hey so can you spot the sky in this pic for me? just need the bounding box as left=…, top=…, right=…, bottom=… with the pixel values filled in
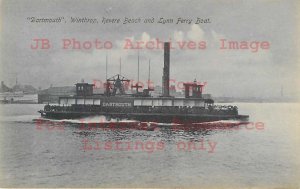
left=1, top=0, right=299, bottom=98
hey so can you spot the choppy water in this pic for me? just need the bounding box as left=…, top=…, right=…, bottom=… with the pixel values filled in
left=0, top=103, right=299, bottom=187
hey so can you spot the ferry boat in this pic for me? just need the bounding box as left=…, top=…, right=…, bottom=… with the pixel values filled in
left=38, top=42, right=249, bottom=123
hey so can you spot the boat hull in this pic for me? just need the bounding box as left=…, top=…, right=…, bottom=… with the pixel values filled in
left=39, top=110, right=249, bottom=123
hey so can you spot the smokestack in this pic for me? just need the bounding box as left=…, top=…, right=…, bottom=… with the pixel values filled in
left=162, top=42, right=170, bottom=97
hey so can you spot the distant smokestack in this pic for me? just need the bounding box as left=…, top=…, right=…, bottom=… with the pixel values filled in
left=162, top=42, right=170, bottom=97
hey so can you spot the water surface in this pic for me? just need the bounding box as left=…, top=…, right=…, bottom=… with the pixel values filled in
left=0, top=103, right=299, bottom=187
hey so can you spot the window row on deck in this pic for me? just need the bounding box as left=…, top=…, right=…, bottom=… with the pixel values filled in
left=59, top=97, right=207, bottom=107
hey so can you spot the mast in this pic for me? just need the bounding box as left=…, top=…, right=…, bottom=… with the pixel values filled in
left=148, top=59, right=151, bottom=89
left=131, top=50, right=143, bottom=93
left=119, top=57, right=122, bottom=75
left=137, top=50, right=140, bottom=82
left=105, top=54, right=108, bottom=80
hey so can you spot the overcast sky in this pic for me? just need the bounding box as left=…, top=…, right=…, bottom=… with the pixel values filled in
left=1, top=0, right=299, bottom=98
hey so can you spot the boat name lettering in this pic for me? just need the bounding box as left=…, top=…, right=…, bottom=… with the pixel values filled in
left=102, top=102, right=131, bottom=107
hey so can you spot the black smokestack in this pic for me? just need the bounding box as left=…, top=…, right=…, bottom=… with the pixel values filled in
left=162, top=42, right=170, bottom=97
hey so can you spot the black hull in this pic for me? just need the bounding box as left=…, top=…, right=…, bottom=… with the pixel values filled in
left=39, top=111, right=249, bottom=123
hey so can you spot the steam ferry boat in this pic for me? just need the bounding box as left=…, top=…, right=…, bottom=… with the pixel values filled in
left=38, top=42, right=249, bottom=124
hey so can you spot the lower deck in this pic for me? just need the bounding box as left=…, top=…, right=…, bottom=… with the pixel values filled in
left=39, top=109, right=249, bottom=123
